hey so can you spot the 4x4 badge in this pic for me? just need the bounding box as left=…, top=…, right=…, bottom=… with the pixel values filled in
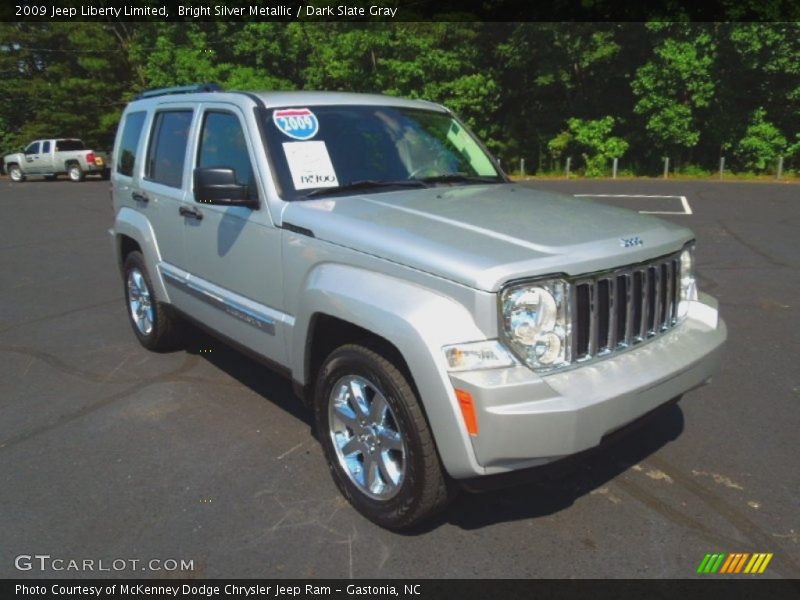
left=620, top=236, right=644, bottom=248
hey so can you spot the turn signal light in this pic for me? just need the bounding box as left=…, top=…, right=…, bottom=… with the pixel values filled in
left=455, top=388, right=479, bottom=436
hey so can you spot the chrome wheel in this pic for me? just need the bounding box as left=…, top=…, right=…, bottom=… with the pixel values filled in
left=9, top=166, right=23, bottom=182
left=127, top=268, right=154, bottom=336
left=328, top=375, right=406, bottom=500
left=68, top=166, right=81, bottom=181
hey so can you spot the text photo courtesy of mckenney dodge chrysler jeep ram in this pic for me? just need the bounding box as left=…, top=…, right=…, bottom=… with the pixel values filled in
left=109, top=84, right=726, bottom=530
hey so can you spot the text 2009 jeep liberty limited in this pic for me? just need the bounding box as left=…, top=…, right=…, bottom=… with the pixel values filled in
left=110, top=84, right=726, bottom=529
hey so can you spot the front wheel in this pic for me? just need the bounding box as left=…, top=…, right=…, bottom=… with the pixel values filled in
left=314, top=344, right=453, bottom=529
left=8, top=164, right=25, bottom=182
left=67, top=163, right=85, bottom=182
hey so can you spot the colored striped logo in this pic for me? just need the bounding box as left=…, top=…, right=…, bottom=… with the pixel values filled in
left=696, top=552, right=773, bottom=574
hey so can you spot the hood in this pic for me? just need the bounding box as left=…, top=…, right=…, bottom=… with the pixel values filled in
left=281, top=184, right=693, bottom=291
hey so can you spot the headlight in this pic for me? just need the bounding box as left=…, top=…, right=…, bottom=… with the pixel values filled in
left=677, top=245, right=698, bottom=319
left=500, top=279, right=570, bottom=370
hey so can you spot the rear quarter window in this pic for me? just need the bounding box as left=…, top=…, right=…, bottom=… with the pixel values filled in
left=116, top=111, right=147, bottom=177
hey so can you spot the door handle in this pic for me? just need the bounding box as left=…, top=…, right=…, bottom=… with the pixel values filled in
left=131, top=192, right=149, bottom=203
left=179, top=205, right=203, bottom=220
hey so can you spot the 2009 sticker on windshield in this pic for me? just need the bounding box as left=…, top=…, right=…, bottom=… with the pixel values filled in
left=273, top=108, right=319, bottom=140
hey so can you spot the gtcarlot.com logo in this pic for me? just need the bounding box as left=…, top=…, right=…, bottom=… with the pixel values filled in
left=15, top=554, right=194, bottom=572
left=696, top=552, right=773, bottom=574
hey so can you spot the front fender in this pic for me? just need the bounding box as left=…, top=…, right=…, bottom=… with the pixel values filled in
left=4, top=153, right=24, bottom=169
left=292, top=263, right=488, bottom=478
left=111, top=207, right=169, bottom=302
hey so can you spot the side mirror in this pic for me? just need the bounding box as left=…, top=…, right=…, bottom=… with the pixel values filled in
left=193, top=167, right=258, bottom=208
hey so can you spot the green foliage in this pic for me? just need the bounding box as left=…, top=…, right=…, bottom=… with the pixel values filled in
left=0, top=22, right=798, bottom=175
left=735, top=108, right=787, bottom=171
left=788, top=134, right=800, bottom=160
left=631, top=25, right=716, bottom=158
left=547, top=131, right=573, bottom=160
left=550, top=117, right=628, bottom=177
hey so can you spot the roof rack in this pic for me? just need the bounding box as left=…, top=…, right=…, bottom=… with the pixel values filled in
left=134, top=83, right=222, bottom=100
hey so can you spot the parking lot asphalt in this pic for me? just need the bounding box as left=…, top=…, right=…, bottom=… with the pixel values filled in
left=0, top=177, right=798, bottom=579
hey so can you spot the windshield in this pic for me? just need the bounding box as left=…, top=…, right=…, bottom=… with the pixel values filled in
left=263, top=105, right=503, bottom=200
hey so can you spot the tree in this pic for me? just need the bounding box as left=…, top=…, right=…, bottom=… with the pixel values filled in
left=631, top=24, right=716, bottom=166
left=495, top=23, right=636, bottom=170
left=549, top=116, right=629, bottom=176
left=0, top=23, right=132, bottom=150
left=734, top=108, right=787, bottom=171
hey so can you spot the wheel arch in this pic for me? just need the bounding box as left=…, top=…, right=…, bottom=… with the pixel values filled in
left=112, top=208, right=169, bottom=303
left=292, top=263, right=487, bottom=478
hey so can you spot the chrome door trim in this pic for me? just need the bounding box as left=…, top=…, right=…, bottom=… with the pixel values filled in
left=159, top=262, right=294, bottom=335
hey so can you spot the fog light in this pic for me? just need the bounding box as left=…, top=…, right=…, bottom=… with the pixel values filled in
left=443, top=341, right=516, bottom=372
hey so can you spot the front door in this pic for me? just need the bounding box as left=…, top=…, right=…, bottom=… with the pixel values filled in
left=181, top=104, right=287, bottom=365
left=23, top=141, right=42, bottom=174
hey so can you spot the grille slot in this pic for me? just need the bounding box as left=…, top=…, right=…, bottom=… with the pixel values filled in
left=571, top=252, right=681, bottom=362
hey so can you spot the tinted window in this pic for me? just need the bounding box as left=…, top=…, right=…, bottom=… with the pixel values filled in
left=24, top=142, right=40, bottom=154
left=56, top=140, right=84, bottom=151
left=197, top=111, right=256, bottom=199
left=42, top=141, right=50, bottom=153
left=146, top=110, right=192, bottom=188
left=116, top=111, right=146, bottom=176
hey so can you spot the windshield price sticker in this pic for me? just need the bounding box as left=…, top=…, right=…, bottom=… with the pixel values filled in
left=273, top=108, right=319, bottom=140
left=282, top=141, right=339, bottom=190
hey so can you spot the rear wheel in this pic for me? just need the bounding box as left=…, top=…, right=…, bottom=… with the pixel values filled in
left=314, top=344, right=453, bottom=529
left=122, top=251, right=181, bottom=351
left=67, top=163, right=85, bottom=182
left=8, top=164, right=24, bottom=182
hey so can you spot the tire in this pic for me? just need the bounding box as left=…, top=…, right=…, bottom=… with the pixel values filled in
left=314, top=343, right=453, bottom=530
left=8, top=164, right=24, bottom=182
left=67, top=163, right=85, bottom=182
left=122, top=251, right=181, bottom=352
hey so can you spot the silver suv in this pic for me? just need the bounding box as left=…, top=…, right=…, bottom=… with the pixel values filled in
left=110, top=84, right=726, bottom=529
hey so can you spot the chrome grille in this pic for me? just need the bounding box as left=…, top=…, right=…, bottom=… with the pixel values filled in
left=571, top=252, right=680, bottom=361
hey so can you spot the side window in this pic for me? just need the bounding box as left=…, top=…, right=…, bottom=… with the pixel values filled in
left=116, top=111, right=146, bottom=176
left=24, top=142, right=40, bottom=155
left=145, top=110, right=193, bottom=188
left=41, top=141, right=50, bottom=153
left=197, top=111, right=256, bottom=199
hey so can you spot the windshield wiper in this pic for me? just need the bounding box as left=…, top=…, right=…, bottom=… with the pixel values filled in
left=416, top=174, right=503, bottom=185
left=302, top=179, right=429, bottom=199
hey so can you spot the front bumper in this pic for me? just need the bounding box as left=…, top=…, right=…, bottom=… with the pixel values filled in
left=449, top=293, right=726, bottom=474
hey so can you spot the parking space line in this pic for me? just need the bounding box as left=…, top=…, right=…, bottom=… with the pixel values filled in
left=574, top=194, right=693, bottom=215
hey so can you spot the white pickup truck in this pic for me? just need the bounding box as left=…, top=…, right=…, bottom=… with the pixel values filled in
left=3, top=138, right=110, bottom=182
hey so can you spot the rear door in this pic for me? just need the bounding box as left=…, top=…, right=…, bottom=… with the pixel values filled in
left=136, top=106, right=197, bottom=291
left=38, top=141, right=54, bottom=173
